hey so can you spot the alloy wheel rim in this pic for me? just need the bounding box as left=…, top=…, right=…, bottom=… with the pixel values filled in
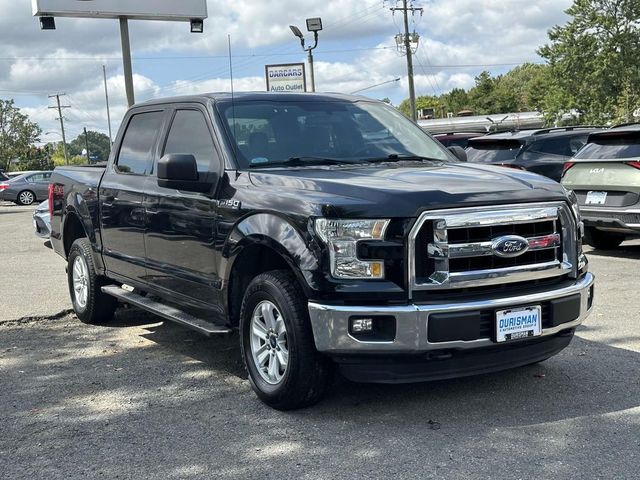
left=72, top=256, right=89, bottom=309
left=20, top=192, right=34, bottom=204
left=249, top=300, right=289, bottom=385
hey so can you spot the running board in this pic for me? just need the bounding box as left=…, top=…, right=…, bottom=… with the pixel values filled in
left=101, top=285, right=232, bottom=336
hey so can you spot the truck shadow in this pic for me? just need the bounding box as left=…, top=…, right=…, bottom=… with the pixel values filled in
left=135, top=312, right=640, bottom=428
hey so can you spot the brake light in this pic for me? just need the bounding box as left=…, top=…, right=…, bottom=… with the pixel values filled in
left=562, top=162, right=575, bottom=177
left=0, top=182, right=9, bottom=191
left=48, top=183, right=63, bottom=217
left=627, top=161, right=640, bottom=170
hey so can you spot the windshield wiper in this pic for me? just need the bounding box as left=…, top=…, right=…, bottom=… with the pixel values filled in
left=364, top=154, right=443, bottom=163
left=249, top=157, right=355, bottom=168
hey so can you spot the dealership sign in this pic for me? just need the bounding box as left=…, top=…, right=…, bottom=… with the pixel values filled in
left=265, top=63, right=306, bottom=93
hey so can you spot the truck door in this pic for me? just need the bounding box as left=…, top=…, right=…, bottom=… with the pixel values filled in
left=100, top=109, right=165, bottom=282
left=143, top=105, right=224, bottom=314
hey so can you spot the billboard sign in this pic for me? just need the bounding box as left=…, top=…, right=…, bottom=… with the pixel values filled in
left=32, top=0, right=207, bottom=21
left=265, top=63, right=306, bottom=93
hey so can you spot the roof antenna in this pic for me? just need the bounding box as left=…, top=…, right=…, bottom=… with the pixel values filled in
left=228, top=34, right=239, bottom=163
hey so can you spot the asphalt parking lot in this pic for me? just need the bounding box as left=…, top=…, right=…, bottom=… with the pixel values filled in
left=1, top=201, right=639, bottom=479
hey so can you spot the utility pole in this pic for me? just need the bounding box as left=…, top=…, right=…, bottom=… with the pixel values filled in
left=48, top=93, right=70, bottom=164
left=83, top=127, right=91, bottom=163
left=103, top=65, right=113, bottom=144
left=390, top=0, right=423, bottom=122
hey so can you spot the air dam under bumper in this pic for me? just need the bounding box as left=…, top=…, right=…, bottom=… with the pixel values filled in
left=308, top=272, right=594, bottom=356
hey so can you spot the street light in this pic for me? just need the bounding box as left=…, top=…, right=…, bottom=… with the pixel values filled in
left=289, top=17, right=322, bottom=92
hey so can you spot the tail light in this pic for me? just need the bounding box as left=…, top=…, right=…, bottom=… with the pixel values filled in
left=48, top=183, right=63, bottom=217
left=562, top=162, right=575, bottom=177
left=0, top=182, right=9, bottom=191
left=627, top=161, right=640, bottom=170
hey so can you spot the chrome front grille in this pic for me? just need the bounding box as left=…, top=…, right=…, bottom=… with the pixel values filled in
left=408, top=203, right=578, bottom=296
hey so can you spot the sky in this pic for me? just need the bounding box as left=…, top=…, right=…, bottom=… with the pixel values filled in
left=0, top=0, right=573, bottom=143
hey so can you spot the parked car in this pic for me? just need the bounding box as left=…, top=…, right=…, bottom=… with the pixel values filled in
left=0, top=171, right=9, bottom=182
left=466, top=127, right=601, bottom=181
left=562, top=125, right=640, bottom=248
left=433, top=132, right=484, bottom=149
left=33, top=200, right=51, bottom=238
left=49, top=92, right=593, bottom=410
left=0, top=171, right=52, bottom=205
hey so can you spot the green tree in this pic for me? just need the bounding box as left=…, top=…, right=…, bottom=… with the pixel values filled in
left=441, top=88, right=471, bottom=115
left=0, top=99, right=42, bottom=171
left=68, top=130, right=111, bottom=162
left=538, top=0, right=640, bottom=123
left=398, top=95, right=440, bottom=118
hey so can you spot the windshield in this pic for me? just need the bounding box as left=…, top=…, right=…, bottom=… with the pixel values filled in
left=574, top=135, right=640, bottom=160
left=466, top=140, right=523, bottom=163
left=216, top=99, right=451, bottom=168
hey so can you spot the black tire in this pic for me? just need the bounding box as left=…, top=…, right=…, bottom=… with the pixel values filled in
left=67, top=238, right=117, bottom=324
left=239, top=270, right=333, bottom=410
left=584, top=227, right=625, bottom=249
left=17, top=190, right=36, bottom=205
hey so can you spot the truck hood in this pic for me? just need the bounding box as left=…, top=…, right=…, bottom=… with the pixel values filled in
left=247, top=162, right=568, bottom=218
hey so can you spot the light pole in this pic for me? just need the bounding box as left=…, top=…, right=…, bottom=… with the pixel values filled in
left=289, top=18, right=323, bottom=92
left=33, top=1, right=208, bottom=107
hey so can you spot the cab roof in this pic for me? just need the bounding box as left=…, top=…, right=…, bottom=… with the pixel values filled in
left=134, top=92, right=375, bottom=108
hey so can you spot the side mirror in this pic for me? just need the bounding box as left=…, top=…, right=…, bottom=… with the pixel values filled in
left=448, top=145, right=467, bottom=162
left=157, top=154, right=212, bottom=193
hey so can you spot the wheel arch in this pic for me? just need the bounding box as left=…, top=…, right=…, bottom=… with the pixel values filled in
left=62, top=207, right=106, bottom=274
left=222, top=213, right=321, bottom=327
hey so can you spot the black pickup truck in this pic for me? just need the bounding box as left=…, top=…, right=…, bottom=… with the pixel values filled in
left=49, top=92, right=594, bottom=409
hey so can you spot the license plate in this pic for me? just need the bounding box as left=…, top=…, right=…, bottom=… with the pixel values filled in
left=496, top=306, right=541, bottom=342
left=586, top=191, right=607, bottom=205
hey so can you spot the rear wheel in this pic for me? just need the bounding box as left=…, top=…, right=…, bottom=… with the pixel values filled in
left=584, top=227, right=625, bottom=249
left=67, top=238, right=117, bottom=324
left=17, top=190, right=35, bottom=205
left=239, top=270, right=333, bottom=410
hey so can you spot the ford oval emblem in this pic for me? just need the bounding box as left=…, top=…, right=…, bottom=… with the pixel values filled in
left=491, top=235, right=529, bottom=258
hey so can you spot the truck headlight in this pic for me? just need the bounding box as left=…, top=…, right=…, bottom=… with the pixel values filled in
left=315, top=219, right=390, bottom=279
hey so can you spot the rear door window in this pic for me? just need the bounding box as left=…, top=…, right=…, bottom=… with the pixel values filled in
left=26, top=173, right=51, bottom=183
left=466, top=140, right=523, bottom=163
left=116, top=111, right=164, bottom=175
left=163, top=109, right=219, bottom=173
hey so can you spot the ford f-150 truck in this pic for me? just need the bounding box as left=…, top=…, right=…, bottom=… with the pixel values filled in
left=49, top=93, right=594, bottom=410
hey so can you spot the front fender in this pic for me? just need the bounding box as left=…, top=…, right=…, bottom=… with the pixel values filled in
left=221, top=213, right=320, bottom=287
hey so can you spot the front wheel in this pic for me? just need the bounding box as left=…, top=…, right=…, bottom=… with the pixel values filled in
left=239, top=270, right=333, bottom=410
left=67, top=238, right=117, bottom=324
left=584, top=227, right=625, bottom=249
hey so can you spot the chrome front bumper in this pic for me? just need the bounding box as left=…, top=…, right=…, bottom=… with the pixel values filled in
left=308, top=272, right=595, bottom=354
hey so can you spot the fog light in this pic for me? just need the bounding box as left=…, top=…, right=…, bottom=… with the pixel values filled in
left=351, top=318, right=373, bottom=333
